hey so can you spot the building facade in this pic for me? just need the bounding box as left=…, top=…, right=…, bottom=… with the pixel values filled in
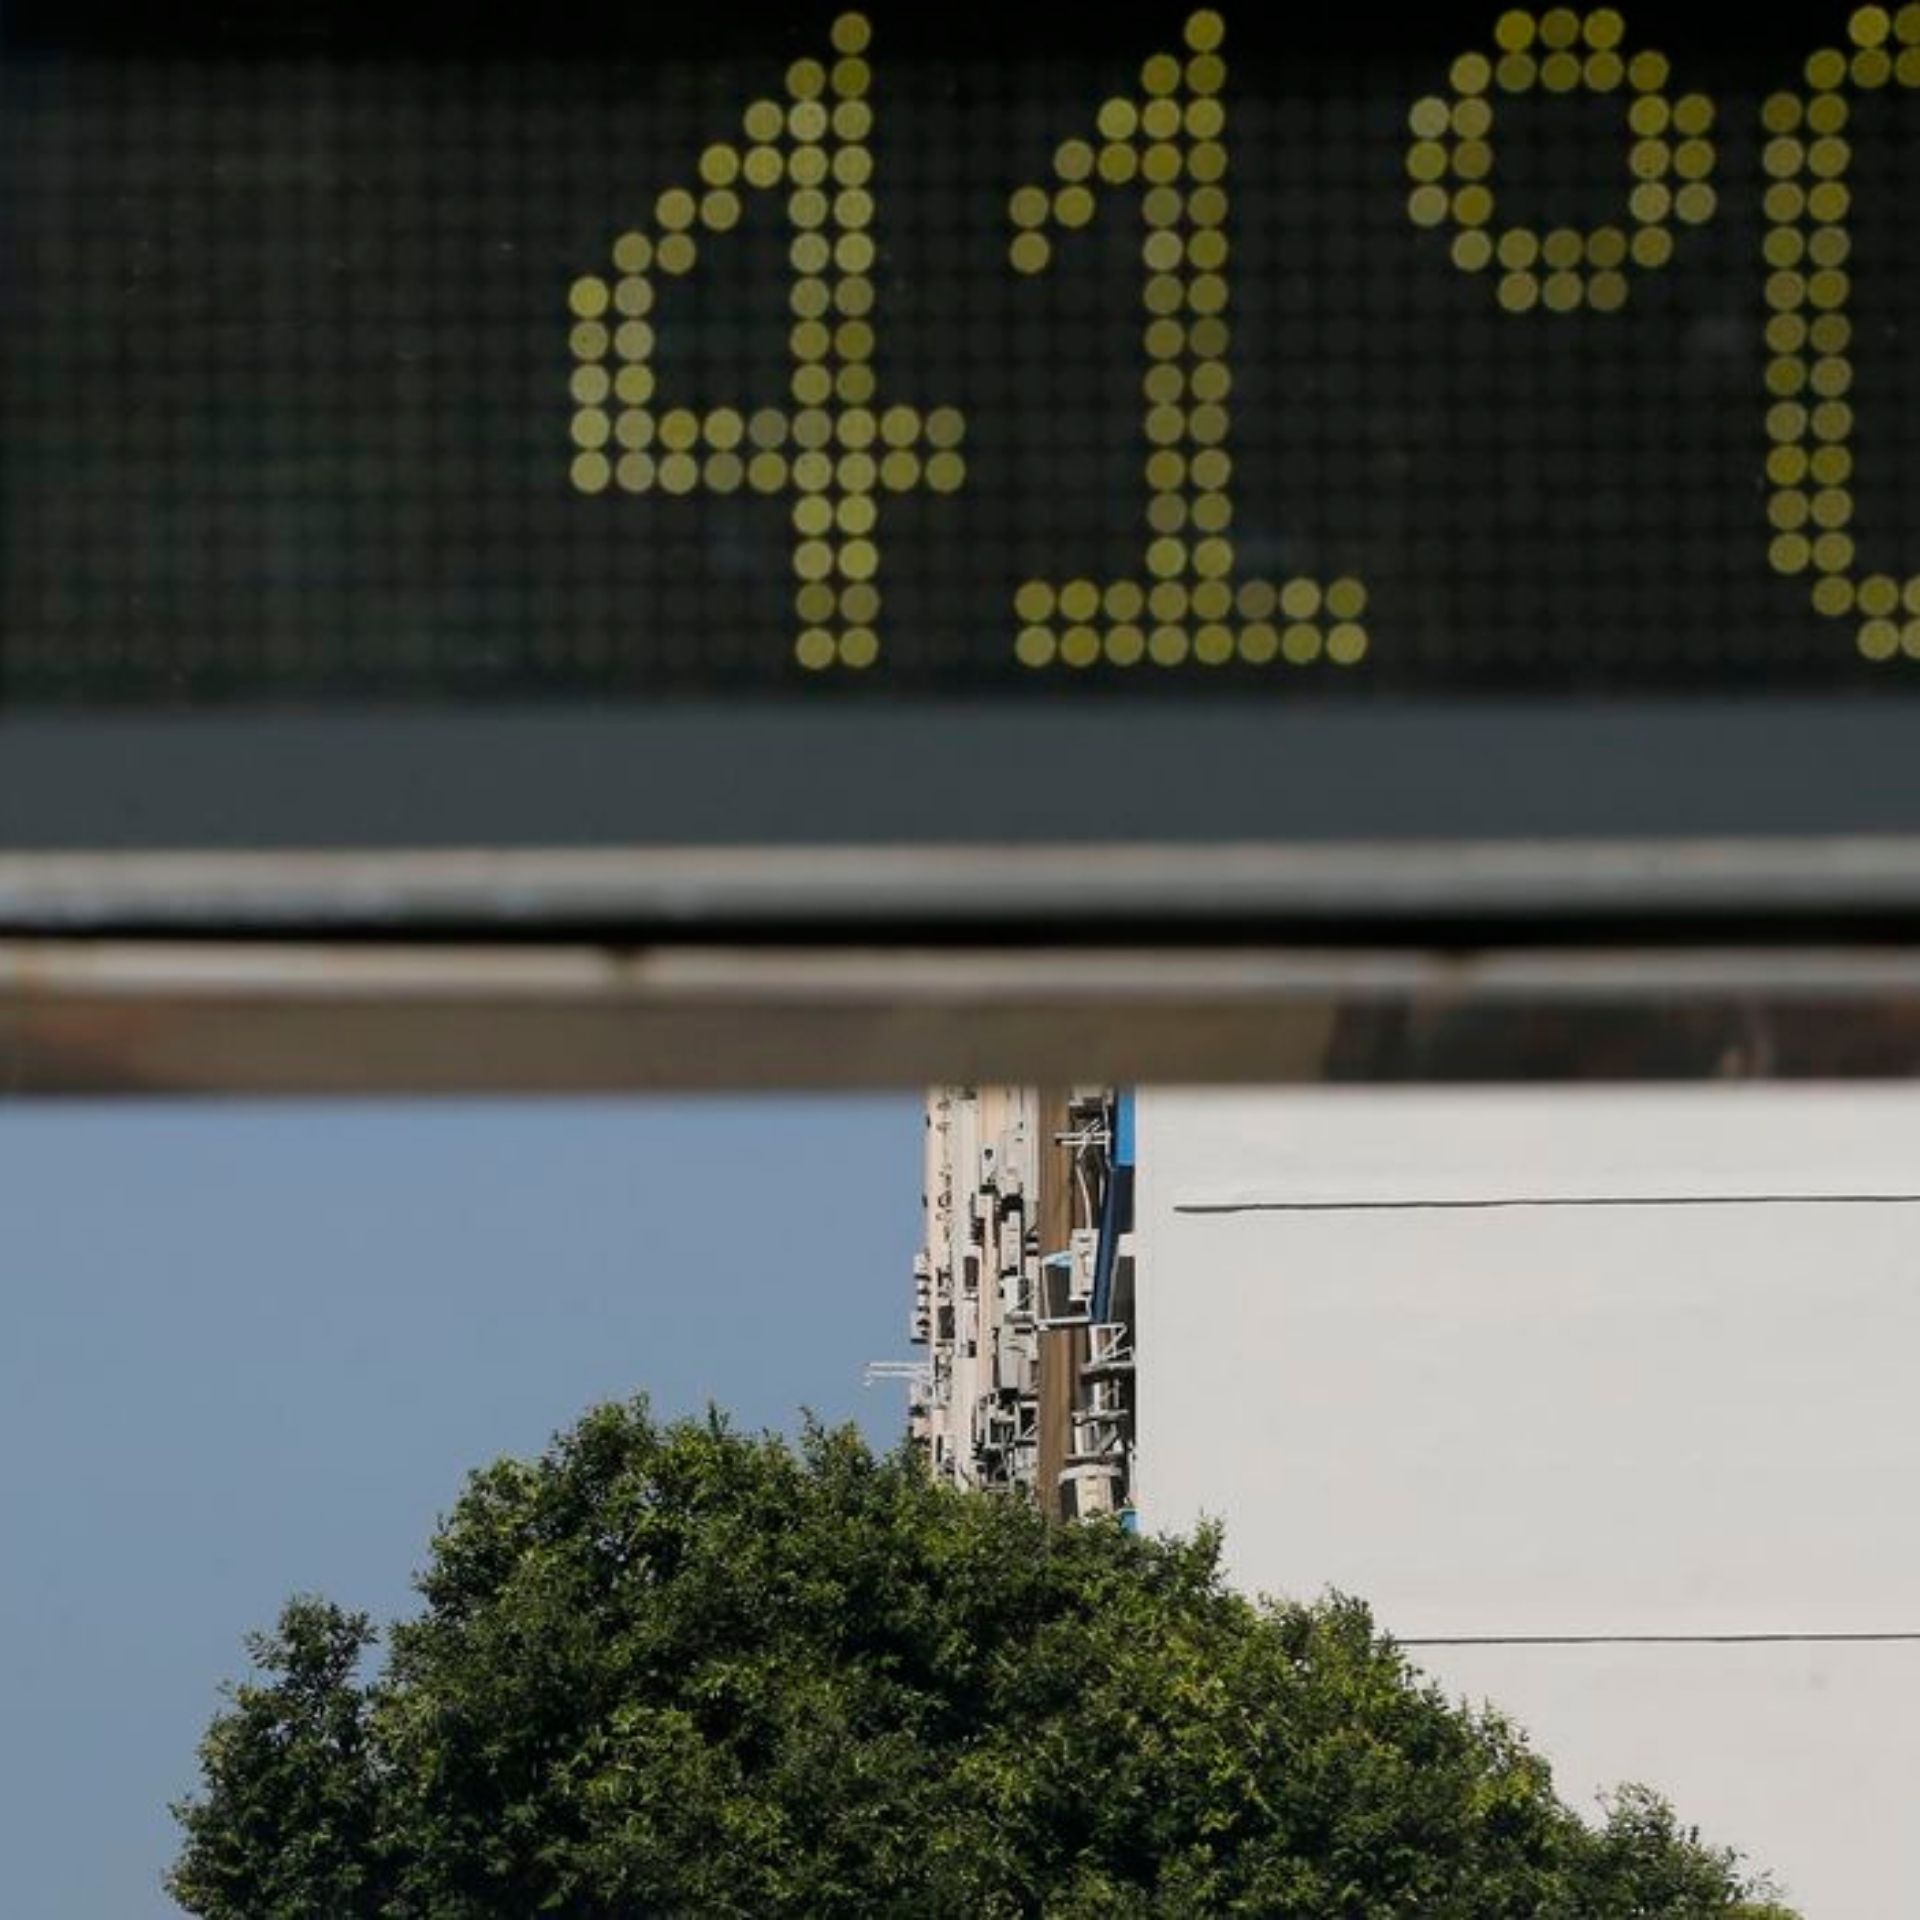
left=915, top=1082, right=1920, bottom=1920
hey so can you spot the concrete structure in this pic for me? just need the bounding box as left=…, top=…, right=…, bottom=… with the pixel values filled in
left=919, top=1082, right=1920, bottom=1917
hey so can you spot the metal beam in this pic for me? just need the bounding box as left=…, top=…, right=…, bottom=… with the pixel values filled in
left=6, top=942, right=1920, bottom=1094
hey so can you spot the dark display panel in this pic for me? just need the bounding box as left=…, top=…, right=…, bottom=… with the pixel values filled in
left=4, top=3, right=1920, bottom=702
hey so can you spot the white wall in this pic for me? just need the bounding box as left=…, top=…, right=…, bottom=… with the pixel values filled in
left=1135, top=1087, right=1920, bottom=1919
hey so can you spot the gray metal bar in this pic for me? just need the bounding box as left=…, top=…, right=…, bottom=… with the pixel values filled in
left=7, top=838, right=1920, bottom=931
left=5, top=942, right=1920, bottom=1093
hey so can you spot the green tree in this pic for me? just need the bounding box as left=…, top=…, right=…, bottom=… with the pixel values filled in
left=171, top=1400, right=1796, bottom=1918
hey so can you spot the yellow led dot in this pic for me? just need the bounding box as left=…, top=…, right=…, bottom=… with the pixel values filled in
left=1190, top=624, right=1232, bottom=665
left=1275, top=578, right=1319, bottom=620
left=1014, top=580, right=1057, bottom=625
left=1900, top=1, right=1920, bottom=40
left=570, top=450, right=611, bottom=494
left=837, top=452, right=879, bottom=494
left=1627, top=49, right=1669, bottom=90
left=1852, top=4, right=1892, bottom=44
left=838, top=629, right=880, bottom=669
left=796, top=582, right=837, bottom=623
left=614, top=277, right=655, bottom=319
left=1498, top=270, right=1540, bottom=311
left=1048, top=579, right=1094, bottom=624
left=1770, top=491, right=1810, bottom=532
left=1858, top=576, right=1901, bottom=616
left=1106, top=626, right=1147, bottom=667
left=1409, top=95, right=1451, bottom=138
left=1453, top=185, right=1495, bottom=227
left=831, top=11, right=872, bottom=53
left=1589, top=269, right=1629, bottom=310
left=658, top=452, right=700, bottom=495
left=1584, top=50, right=1624, bottom=89
left=1189, top=188, right=1229, bottom=231
left=1281, top=623, right=1321, bottom=665
left=1187, top=97, right=1226, bottom=138
left=1900, top=45, right=1920, bottom=81
left=1141, top=51, right=1181, bottom=94
left=1142, top=143, right=1184, bottom=186
left=748, top=452, right=789, bottom=493
left=1142, top=97, right=1183, bottom=141
left=1055, top=139, right=1096, bottom=185
left=614, top=451, right=655, bottom=492
left=1328, top=625, right=1370, bottom=666
left=612, top=232, right=652, bottom=275
left=1767, top=402, right=1808, bottom=443
left=1193, top=538, right=1234, bottom=578
left=1453, top=140, right=1494, bottom=182
left=1239, top=622, right=1279, bottom=664
left=1097, top=98, right=1140, bottom=143
left=1815, top=574, right=1858, bottom=615
left=1807, top=92, right=1850, bottom=133
left=1061, top=626, right=1101, bottom=669
left=1770, top=533, right=1811, bottom=573
left=1630, top=139, right=1671, bottom=181
left=1496, top=229, right=1539, bottom=269
left=1185, top=8, right=1226, bottom=51
left=1187, top=55, right=1227, bottom=95
left=570, top=365, right=610, bottom=406
left=1540, top=7, right=1580, bottom=48
left=927, top=453, right=967, bottom=493
left=1055, top=186, right=1096, bottom=229
left=796, top=630, right=837, bottom=671
left=1674, top=182, right=1717, bottom=224
left=1585, top=6, right=1625, bottom=47
left=1099, top=143, right=1141, bottom=184
left=1812, top=534, right=1856, bottom=575
left=657, top=234, right=697, bottom=276
left=788, top=147, right=829, bottom=189
left=1673, top=139, right=1715, bottom=181
left=1808, top=182, right=1851, bottom=223
left=1147, top=538, right=1187, bottom=578
left=1407, top=140, right=1449, bottom=184
left=1494, top=10, right=1535, bottom=52
left=1452, top=96, right=1494, bottom=138
left=703, top=452, right=744, bottom=492
left=1805, top=48, right=1848, bottom=89
left=788, top=58, right=826, bottom=99
left=1631, top=227, right=1674, bottom=268
left=1539, top=227, right=1582, bottom=269
left=879, top=451, right=920, bottom=491
left=1326, top=578, right=1368, bottom=620
left=831, top=58, right=871, bottom=97
left=569, top=320, right=609, bottom=362
left=1148, top=626, right=1190, bottom=666
left=1855, top=53, right=1891, bottom=88
left=794, top=540, right=834, bottom=582
left=1015, top=626, right=1058, bottom=669
left=1452, top=231, right=1495, bottom=272
left=1192, top=579, right=1234, bottom=621
left=793, top=495, right=833, bottom=538
left=1496, top=53, right=1537, bottom=91
left=1907, top=581, right=1920, bottom=614
left=1858, top=620, right=1900, bottom=661
left=571, top=276, right=615, bottom=320
left=1149, top=581, right=1190, bottom=621
left=1452, top=51, right=1494, bottom=93
left=1541, top=51, right=1582, bottom=91
left=1011, top=233, right=1052, bottom=275
left=657, top=188, right=698, bottom=233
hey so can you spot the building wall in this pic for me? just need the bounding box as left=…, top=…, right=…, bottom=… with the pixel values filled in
left=1133, top=1085, right=1920, bottom=1920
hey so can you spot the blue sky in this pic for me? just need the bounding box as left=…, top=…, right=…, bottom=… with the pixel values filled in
left=0, top=1098, right=923, bottom=1919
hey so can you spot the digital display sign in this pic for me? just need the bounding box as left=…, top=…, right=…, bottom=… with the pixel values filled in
left=6, top=0, right=1920, bottom=705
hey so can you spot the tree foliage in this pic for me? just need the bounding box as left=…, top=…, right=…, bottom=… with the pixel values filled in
left=171, top=1400, right=1796, bottom=1918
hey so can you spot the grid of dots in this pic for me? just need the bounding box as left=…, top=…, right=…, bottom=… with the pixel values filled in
left=566, top=11, right=968, bottom=672
left=1006, top=8, right=1369, bottom=671
left=1407, top=7, right=1716, bottom=314
left=1762, top=3, right=1920, bottom=664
